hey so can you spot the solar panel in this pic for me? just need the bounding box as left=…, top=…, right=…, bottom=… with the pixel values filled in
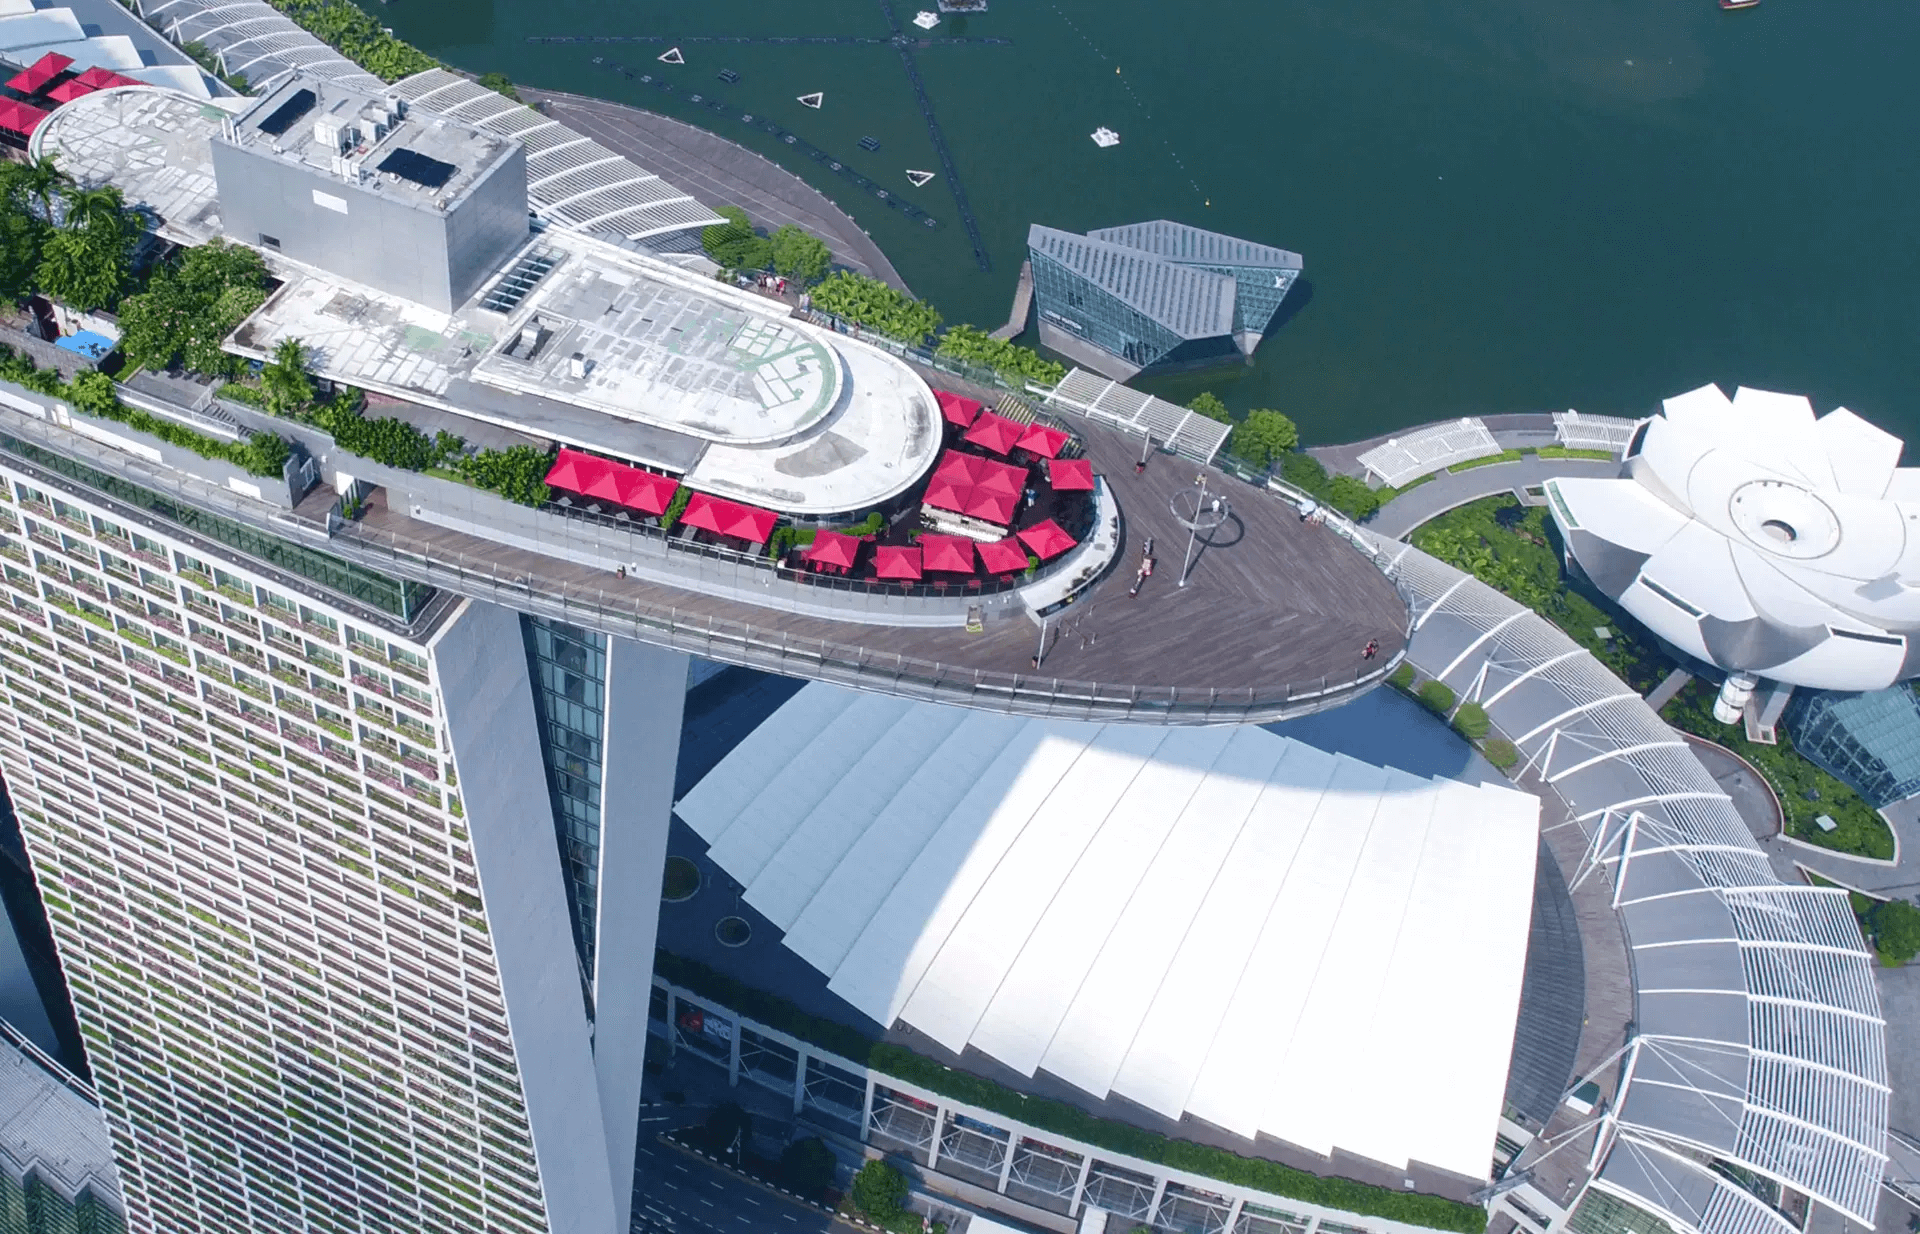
left=256, top=88, right=316, bottom=137
left=378, top=147, right=457, bottom=190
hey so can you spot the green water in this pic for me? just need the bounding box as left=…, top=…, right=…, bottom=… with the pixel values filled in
left=384, top=0, right=1920, bottom=447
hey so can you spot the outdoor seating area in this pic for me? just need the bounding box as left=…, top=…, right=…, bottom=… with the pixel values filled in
left=0, top=53, right=142, bottom=143
left=539, top=391, right=1097, bottom=597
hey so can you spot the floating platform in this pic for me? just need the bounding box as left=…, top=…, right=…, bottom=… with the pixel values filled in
left=797, top=91, right=824, bottom=109
left=717, top=68, right=740, bottom=84
left=912, top=10, right=940, bottom=29
left=658, top=46, right=683, bottom=64
left=905, top=169, right=935, bottom=187
left=937, top=0, right=987, bottom=10
left=1090, top=126, right=1120, bottom=148
left=858, top=135, right=880, bottom=151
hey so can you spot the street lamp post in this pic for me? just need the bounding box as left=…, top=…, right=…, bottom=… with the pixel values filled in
left=1170, top=473, right=1230, bottom=589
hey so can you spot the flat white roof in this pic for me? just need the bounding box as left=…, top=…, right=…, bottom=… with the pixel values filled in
left=676, top=684, right=1542, bottom=1180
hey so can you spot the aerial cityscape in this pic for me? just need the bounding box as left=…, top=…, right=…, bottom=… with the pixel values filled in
left=0, top=4, right=1913, bottom=1234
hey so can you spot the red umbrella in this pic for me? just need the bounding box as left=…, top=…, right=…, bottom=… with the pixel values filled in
left=936, top=390, right=982, bottom=428
left=1016, top=424, right=1069, bottom=459
left=616, top=469, right=678, bottom=516
left=46, top=79, right=97, bottom=105
left=873, top=545, right=922, bottom=580
left=802, top=530, right=860, bottom=570
left=978, top=536, right=1029, bottom=575
left=5, top=53, right=73, bottom=95
left=1048, top=458, right=1095, bottom=491
left=0, top=101, right=49, bottom=137
left=918, top=534, right=975, bottom=574
left=546, top=447, right=608, bottom=494
left=964, top=411, right=1024, bottom=456
left=1017, top=519, right=1077, bottom=560
left=922, top=450, right=1025, bottom=526
left=683, top=493, right=778, bottom=544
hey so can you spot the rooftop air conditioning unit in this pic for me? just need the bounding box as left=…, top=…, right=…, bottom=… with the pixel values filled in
left=313, top=117, right=342, bottom=152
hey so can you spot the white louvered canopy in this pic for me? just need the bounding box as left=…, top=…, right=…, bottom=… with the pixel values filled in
left=391, top=68, right=721, bottom=240
left=677, top=683, right=1542, bottom=1181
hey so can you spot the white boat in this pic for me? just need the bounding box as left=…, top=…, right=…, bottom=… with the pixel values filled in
left=1090, top=126, right=1120, bottom=148
left=797, top=91, right=824, bottom=109
left=905, top=169, right=935, bottom=187
left=912, top=10, right=940, bottom=29
left=657, top=47, right=683, bottom=64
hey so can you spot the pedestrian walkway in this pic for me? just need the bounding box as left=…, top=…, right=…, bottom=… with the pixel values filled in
left=1369, top=456, right=1620, bottom=539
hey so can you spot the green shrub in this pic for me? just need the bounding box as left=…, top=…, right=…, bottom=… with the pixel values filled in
left=453, top=445, right=553, bottom=506
left=1227, top=410, right=1299, bottom=469
left=1536, top=446, right=1616, bottom=461
left=811, top=271, right=941, bottom=344
left=849, top=1161, right=908, bottom=1222
left=771, top=225, right=833, bottom=284
left=1387, top=663, right=1415, bottom=691
left=780, top=1137, right=838, bottom=1199
left=935, top=325, right=1066, bottom=385
left=1447, top=449, right=1523, bottom=472
left=477, top=72, right=520, bottom=102
left=1452, top=701, right=1490, bottom=740
left=1417, top=680, right=1456, bottom=715
left=702, top=206, right=773, bottom=271
left=264, top=0, right=437, bottom=81
left=660, top=485, right=692, bottom=532
left=1869, top=899, right=1920, bottom=966
left=1481, top=738, right=1519, bottom=770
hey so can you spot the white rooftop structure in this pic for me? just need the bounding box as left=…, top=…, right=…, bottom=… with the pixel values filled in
left=1356, top=419, right=1501, bottom=488
left=35, top=82, right=942, bottom=515
left=1547, top=383, right=1920, bottom=696
left=0, top=1, right=215, bottom=97
left=676, top=684, right=1542, bottom=1181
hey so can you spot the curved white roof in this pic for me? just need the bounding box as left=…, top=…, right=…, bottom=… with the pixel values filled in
left=676, top=684, right=1542, bottom=1181
left=1366, top=532, right=1889, bottom=1234
left=1548, top=383, right=1920, bottom=690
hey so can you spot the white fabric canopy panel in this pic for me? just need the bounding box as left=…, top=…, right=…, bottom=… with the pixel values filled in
left=676, top=683, right=1543, bottom=1181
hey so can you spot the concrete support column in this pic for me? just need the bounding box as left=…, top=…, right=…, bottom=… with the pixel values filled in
left=928, top=1104, right=948, bottom=1169
left=727, top=1020, right=741, bottom=1087
left=860, top=1074, right=878, bottom=1143
left=594, top=636, right=690, bottom=1234
left=1147, top=1175, right=1170, bottom=1225
left=996, top=1130, right=1018, bottom=1194
left=663, top=987, right=677, bottom=1060
left=1225, top=1195, right=1247, bottom=1233
left=1068, top=1154, right=1094, bottom=1216
left=792, top=1048, right=808, bottom=1115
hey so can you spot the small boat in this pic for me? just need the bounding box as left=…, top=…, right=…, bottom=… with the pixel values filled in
left=797, top=91, right=824, bottom=109
left=1090, top=126, right=1120, bottom=148
left=657, top=46, right=684, bottom=64
left=912, top=10, right=940, bottom=29
left=905, top=169, right=935, bottom=187
left=1719, top=0, right=1758, bottom=9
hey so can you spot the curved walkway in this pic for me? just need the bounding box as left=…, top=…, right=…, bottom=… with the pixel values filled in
left=1368, top=456, right=1620, bottom=539
left=524, top=88, right=911, bottom=292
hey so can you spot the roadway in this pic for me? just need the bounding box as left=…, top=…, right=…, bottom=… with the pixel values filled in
left=632, top=1128, right=838, bottom=1234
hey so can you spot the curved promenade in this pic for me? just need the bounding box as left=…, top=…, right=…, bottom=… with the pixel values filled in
left=525, top=87, right=912, bottom=292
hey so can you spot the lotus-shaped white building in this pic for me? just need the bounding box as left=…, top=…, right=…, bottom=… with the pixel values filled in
left=1545, top=384, right=1920, bottom=720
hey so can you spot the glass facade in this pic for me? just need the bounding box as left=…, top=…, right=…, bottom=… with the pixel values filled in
left=519, top=617, right=607, bottom=981
left=0, top=465, right=551, bottom=1234
left=1030, top=247, right=1188, bottom=371
left=1787, top=686, right=1920, bottom=807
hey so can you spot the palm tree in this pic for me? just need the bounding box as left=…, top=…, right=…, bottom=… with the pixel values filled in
left=261, top=337, right=314, bottom=415
left=17, top=157, right=69, bottom=228
left=61, top=185, right=130, bottom=234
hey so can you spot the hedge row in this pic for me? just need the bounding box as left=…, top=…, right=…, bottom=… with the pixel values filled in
left=653, top=950, right=1486, bottom=1234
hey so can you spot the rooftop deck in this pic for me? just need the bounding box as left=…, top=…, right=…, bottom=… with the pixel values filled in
left=333, top=420, right=1409, bottom=722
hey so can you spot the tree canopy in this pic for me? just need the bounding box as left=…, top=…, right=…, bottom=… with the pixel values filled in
left=262, top=337, right=315, bottom=414
left=1187, top=391, right=1231, bottom=424
left=0, top=163, right=141, bottom=312
left=1870, top=898, right=1920, bottom=966
left=811, top=271, right=942, bottom=344
left=770, top=225, right=832, bottom=283
left=0, top=163, right=52, bottom=304
left=1227, top=408, right=1299, bottom=468
left=118, top=240, right=270, bottom=378
left=849, top=1160, right=908, bottom=1221
left=266, top=0, right=437, bottom=81
left=701, top=206, right=773, bottom=271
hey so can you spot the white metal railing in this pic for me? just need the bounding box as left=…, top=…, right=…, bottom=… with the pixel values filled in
left=1355, top=418, right=1499, bottom=487
left=1553, top=411, right=1637, bottom=454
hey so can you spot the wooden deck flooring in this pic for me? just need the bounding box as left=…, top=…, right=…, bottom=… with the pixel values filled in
left=350, top=421, right=1408, bottom=710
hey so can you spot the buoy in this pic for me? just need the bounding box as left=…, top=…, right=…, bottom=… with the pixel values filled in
left=657, top=47, right=683, bottom=64
left=905, top=169, right=935, bottom=187
left=797, top=91, right=824, bottom=109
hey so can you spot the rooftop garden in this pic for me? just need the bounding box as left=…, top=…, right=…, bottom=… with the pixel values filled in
left=1408, top=497, right=1894, bottom=860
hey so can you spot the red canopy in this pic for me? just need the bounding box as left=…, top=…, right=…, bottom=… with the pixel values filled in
left=801, top=530, right=860, bottom=569
left=1017, top=519, right=1077, bottom=560
left=978, top=536, right=1029, bottom=575
left=0, top=101, right=50, bottom=137
left=935, top=389, right=982, bottom=429
left=1048, top=458, right=1095, bottom=491
left=872, top=545, right=922, bottom=580
left=682, top=493, right=778, bottom=544
left=74, top=66, right=140, bottom=90
left=922, top=449, right=1026, bottom=526
left=964, top=410, right=1024, bottom=456
left=5, top=52, right=72, bottom=95
left=918, top=534, right=976, bottom=574
left=544, top=447, right=679, bottom=516
left=1017, top=424, right=1070, bottom=459
left=45, top=79, right=97, bottom=104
